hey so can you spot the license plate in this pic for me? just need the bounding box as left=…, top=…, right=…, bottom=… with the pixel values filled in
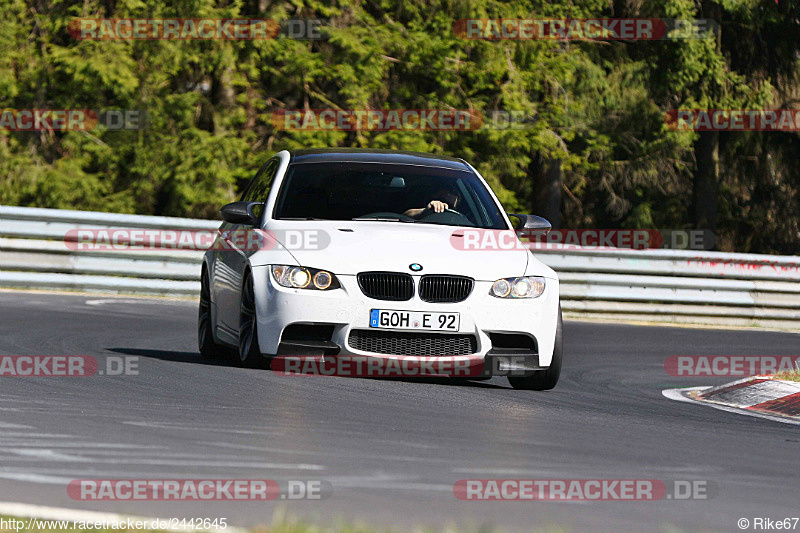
left=369, top=309, right=460, bottom=331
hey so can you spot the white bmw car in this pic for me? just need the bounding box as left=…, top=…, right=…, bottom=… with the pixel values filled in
left=199, top=149, right=562, bottom=390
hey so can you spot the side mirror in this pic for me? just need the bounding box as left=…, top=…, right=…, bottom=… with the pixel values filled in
left=508, top=214, right=551, bottom=234
left=220, top=201, right=261, bottom=226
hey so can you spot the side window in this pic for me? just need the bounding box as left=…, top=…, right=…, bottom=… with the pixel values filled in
left=241, top=158, right=280, bottom=220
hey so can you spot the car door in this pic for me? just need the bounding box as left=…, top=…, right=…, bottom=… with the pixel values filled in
left=214, top=158, right=280, bottom=334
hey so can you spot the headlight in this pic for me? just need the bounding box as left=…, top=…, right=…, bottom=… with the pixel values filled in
left=271, top=265, right=340, bottom=290
left=490, top=276, right=545, bottom=299
left=291, top=268, right=311, bottom=288
left=491, top=279, right=512, bottom=298
left=313, top=270, right=332, bottom=290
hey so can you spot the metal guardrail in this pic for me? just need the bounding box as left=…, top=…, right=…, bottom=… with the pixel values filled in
left=0, top=205, right=798, bottom=330
left=533, top=246, right=800, bottom=329
left=0, top=206, right=211, bottom=296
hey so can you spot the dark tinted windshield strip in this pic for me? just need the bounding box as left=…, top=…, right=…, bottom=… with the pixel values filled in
left=288, top=159, right=470, bottom=171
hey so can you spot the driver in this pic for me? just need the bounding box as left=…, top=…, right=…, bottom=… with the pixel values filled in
left=404, top=186, right=459, bottom=218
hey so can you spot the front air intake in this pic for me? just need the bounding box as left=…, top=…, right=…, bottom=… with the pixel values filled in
left=348, top=329, right=478, bottom=356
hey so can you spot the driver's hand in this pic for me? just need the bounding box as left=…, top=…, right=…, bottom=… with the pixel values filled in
left=427, top=200, right=448, bottom=213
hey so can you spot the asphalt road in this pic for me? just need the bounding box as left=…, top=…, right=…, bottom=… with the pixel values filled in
left=0, top=290, right=798, bottom=532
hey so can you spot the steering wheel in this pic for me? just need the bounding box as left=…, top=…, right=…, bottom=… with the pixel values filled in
left=417, top=207, right=472, bottom=225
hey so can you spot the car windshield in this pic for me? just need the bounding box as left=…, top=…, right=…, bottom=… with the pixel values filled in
left=273, top=162, right=508, bottom=229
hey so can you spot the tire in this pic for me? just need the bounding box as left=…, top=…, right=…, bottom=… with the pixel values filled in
left=198, top=268, right=223, bottom=360
left=508, top=306, right=562, bottom=390
left=238, top=271, right=265, bottom=368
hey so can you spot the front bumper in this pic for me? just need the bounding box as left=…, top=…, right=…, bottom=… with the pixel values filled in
left=251, top=265, right=560, bottom=367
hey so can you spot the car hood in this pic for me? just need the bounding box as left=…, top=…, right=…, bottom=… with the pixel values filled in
left=255, top=220, right=553, bottom=281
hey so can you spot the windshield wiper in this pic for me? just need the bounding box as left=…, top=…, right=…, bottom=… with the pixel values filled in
left=279, top=217, right=330, bottom=221
left=352, top=216, right=417, bottom=223
left=411, top=220, right=476, bottom=228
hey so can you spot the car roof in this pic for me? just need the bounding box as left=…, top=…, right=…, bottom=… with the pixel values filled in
left=288, top=148, right=471, bottom=171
